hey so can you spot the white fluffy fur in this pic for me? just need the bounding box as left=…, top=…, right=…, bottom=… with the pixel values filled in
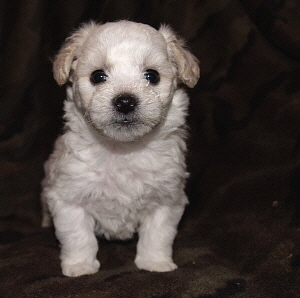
left=41, top=20, right=199, bottom=277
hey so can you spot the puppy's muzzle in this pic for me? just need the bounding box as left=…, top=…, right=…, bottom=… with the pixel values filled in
left=113, top=94, right=138, bottom=115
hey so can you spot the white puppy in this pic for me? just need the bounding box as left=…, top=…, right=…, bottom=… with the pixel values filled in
left=41, top=20, right=199, bottom=277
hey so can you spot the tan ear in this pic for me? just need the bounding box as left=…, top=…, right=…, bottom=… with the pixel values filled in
left=53, top=22, right=96, bottom=85
left=159, top=25, right=200, bottom=88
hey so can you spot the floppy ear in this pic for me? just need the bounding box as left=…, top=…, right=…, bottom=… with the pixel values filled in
left=159, top=25, right=200, bottom=88
left=53, top=22, right=96, bottom=86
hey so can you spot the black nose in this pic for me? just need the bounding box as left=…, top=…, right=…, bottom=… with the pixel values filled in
left=113, top=95, right=137, bottom=114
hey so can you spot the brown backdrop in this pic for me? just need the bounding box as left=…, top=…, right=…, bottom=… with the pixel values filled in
left=1, top=1, right=300, bottom=297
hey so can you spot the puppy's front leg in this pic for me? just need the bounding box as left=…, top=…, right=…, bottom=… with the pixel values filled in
left=135, top=204, right=184, bottom=272
left=53, top=201, right=100, bottom=277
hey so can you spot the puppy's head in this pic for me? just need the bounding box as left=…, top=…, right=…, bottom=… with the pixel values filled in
left=53, top=20, right=199, bottom=142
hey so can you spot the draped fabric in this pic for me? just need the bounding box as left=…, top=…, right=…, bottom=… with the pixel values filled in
left=1, top=1, right=299, bottom=296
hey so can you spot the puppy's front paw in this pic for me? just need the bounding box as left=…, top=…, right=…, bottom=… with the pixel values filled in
left=62, top=260, right=100, bottom=277
left=135, top=256, right=177, bottom=272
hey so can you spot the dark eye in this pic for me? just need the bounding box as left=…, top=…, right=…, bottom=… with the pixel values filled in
left=90, top=70, right=107, bottom=84
left=144, top=69, right=160, bottom=84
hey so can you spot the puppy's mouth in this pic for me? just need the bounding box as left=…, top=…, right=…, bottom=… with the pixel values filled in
left=114, top=118, right=138, bottom=128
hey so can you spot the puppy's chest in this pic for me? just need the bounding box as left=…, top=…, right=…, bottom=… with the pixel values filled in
left=78, top=147, right=160, bottom=209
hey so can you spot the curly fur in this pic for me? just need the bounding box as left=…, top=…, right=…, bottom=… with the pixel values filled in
left=41, top=20, right=199, bottom=277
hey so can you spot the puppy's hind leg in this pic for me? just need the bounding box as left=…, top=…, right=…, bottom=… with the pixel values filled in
left=135, top=204, right=185, bottom=272
left=53, top=201, right=100, bottom=277
left=41, top=193, right=53, bottom=228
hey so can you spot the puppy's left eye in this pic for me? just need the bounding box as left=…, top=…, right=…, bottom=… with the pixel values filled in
left=144, top=69, right=160, bottom=84
left=90, top=70, right=107, bottom=84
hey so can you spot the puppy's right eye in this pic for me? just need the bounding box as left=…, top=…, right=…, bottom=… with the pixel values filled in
left=90, top=70, right=107, bottom=84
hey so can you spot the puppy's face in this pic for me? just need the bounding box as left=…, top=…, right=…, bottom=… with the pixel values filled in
left=54, top=21, right=200, bottom=142
left=74, top=22, right=176, bottom=142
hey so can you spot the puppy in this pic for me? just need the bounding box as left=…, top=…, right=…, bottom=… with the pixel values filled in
left=41, top=20, right=199, bottom=277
